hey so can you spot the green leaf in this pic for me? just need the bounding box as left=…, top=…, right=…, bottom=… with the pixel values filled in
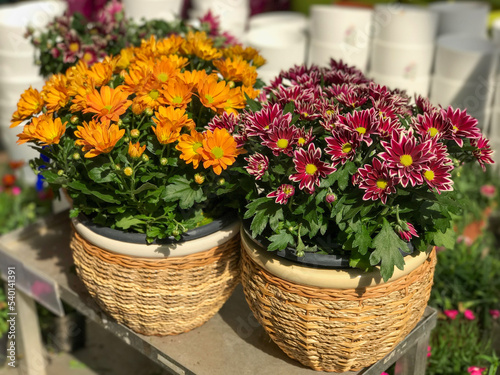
left=370, top=218, right=409, bottom=282
left=67, top=181, right=120, bottom=204
left=352, top=225, right=372, bottom=255
left=115, top=215, right=145, bottom=230
left=246, top=97, right=262, bottom=112
left=267, top=232, right=294, bottom=251
left=426, top=227, right=456, bottom=249
left=283, top=101, right=295, bottom=115
left=163, top=176, right=205, bottom=209
left=88, top=166, right=114, bottom=183
left=133, top=182, right=158, bottom=195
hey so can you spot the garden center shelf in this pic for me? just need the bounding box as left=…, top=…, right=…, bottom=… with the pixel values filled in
left=0, top=211, right=437, bottom=375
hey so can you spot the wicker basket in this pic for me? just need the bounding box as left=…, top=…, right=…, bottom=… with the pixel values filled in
left=240, top=232, right=436, bottom=372
left=70, top=229, right=241, bottom=336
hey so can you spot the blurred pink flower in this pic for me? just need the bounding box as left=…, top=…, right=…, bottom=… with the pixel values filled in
left=480, top=184, right=496, bottom=198
left=468, top=366, right=486, bottom=375
left=427, top=345, right=431, bottom=358
left=380, top=373, right=389, bottom=375
left=490, top=309, right=500, bottom=319
left=464, top=309, right=476, bottom=320
left=444, top=309, right=459, bottom=320
left=457, top=235, right=473, bottom=247
left=11, top=186, right=21, bottom=196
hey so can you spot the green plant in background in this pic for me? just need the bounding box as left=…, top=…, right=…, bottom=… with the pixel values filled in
left=0, top=286, right=7, bottom=337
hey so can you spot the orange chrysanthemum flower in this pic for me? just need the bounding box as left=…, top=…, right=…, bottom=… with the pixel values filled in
left=84, top=85, right=132, bottom=122
left=135, top=80, right=166, bottom=111
left=17, top=114, right=66, bottom=146
left=74, top=119, right=125, bottom=158
left=114, top=47, right=136, bottom=71
left=128, top=141, right=146, bottom=159
left=123, top=63, right=151, bottom=93
left=152, top=56, right=181, bottom=84
left=42, top=73, right=70, bottom=113
left=154, top=106, right=195, bottom=131
left=219, top=87, right=247, bottom=115
left=176, top=130, right=204, bottom=169
left=151, top=114, right=183, bottom=145
left=182, top=31, right=222, bottom=61
left=178, top=70, right=217, bottom=91
left=222, top=45, right=266, bottom=68
left=197, top=77, right=231, bottom=112
left=200, top=128, right=240, bottom=175
left=213, top=56, right=258, bottom=87
left=10, top=87, right=44, bottom=128
left=87, top=57, right=115, bottom=87
left=161, top=77, right=193, bottom=109
left=156, top=34, right=186, bottom=55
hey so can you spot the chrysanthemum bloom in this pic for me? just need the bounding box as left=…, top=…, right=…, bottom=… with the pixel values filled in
left=42, top=73, right=70, bottom=113
left=10, top=87, right=45, bottom=128
left=326, top=83, right=368, bottom=108
left=182, top=31, right=223, bottom=61
left=151, top=119, right=182, bottom=145
left=325, top=127, right=360, bottom=165
left=154, top=106, right=195, bottom=132
left=289, top=143, right=337, bottom=194
left=490, top=309, right=500, bottom=319
left=197, top=76, right=231, bottom=112
left=245, top=103, right=292, bottom=138
left=83, top=85, right=132, bottom=122
left=213, top=56, right=258, bottom=87
left=379, top=131, right=433, bottom=187
left=295, top=100, right=322, bottom=121
left=200, top=128, right=241, bottom=175
left=155, top=34, right=185, bottom=55
left=337, top=108, right=378, bottom=146
left=464, top=309, right=475, bottom=320
left=262, top=125, right=298, bottom=156
left=471, top=136, right=494, bottom=171
left=162, top=77, right=193, bottom=109
left=422, top=160, right=454, bottom=194
left=135, top=80, right=166, bottom=111
left=218, top=87, right=247, bottom=115
left=245, top=153, right=269, bottom=180
left=444, top=309, right=459, bottom=320
left=357, top=158, right=397, bottom=204
left=75, top=119, right=125, bottom=158
left=128, top=141, right=146, bottom=159
left=208, top=112, right=246, bottom=148
left=178, top=69, right=213, bottom=90
left=176, top=130, right=204, bottom=169
left=412, top=112, right=452, bottom=140
left=152, top=56, right=182, bottom=84
left=398, top=222, right=419, bottom=241
left=2, top=174, right=16, bottom=188
left=468, top=366, right=486, bottom=375
left=480, top=184, right=496, bottom=198
left=442, top=107, right=482, bottom=147
left=17, top=114, right=67, bottom=146
left=87, top=57, right=115, bottom=88
left=267, top=184, right=295, bottom=204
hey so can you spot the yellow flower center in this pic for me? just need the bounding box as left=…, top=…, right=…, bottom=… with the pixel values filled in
left=428, top=127, right=439, bottom=137
left=305, top=164, right=317, bottom=175
left=298, top=137, right=306, bottom=146
left=172, top=96, right=183, bottom=104
left=424, top=170, right=435, bottom=181
left=302, top=112, right=309, bottom=117
left=192, top=141, right=203, bottom=154
left=158, top=73, right=169, bottom=82
left=211, top=146, right=224, bottom=159
left=276, top=139, right=289, bottom=149
left=342, top=143, right=352, bottom=154
left=376, top=179, right=388, bottom=189
left=103, top=105, right=113, bottom=112
left=400, top=154, right=413, bottom=167
left=149, top=90, right=159, bottom=100
left=69, top=42, right=79, bottom=52
left=453, top=125, right=458, bottom=132
left=83, top=52, right=93, bottom=62
left=205, top=94, right=214, bottom=104
left=283, top=186, right=293, bottom=195
left=356, top=127, right=366, bottom=134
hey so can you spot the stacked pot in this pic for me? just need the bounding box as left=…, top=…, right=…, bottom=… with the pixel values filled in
left=244, top=11, right=308, bottom=84
left=0, top=1, right=66, bottom=183
left=308, top=4, right=373, bottom=73
left=430, top=1, right=490, bottom=38
left=122, top=0, right=184, bottom=23
left=368, top=4, right=438, bottom=97
left=188, top=0, right=250, bottom=41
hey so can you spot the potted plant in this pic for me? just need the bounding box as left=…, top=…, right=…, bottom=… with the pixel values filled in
left=211, top=61, right=494, bottom=371
left=9, top=29, right=265, bottom=336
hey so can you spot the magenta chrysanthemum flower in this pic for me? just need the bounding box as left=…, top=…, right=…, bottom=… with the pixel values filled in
left=480, top=184, right=496, bottom=198
left=377, top=117, right=401, bottom=139
left=379, top=131, right=433, bottom=187
left=295, top=100, right=322, bottom=120
left=267, top=184, right=295, bottom=204
left=296, top=127, right=314, bottom=148
left=244, top=153, right=269, bottom=180
left=468, top=366, right=486, bottom=375
left=325, top=127, right=360, bottom=164
left=262, top=125, right=298, bottom=156
left=464, top=309, right=476, bottom=321
left=326, top=83, right=368, bottom=108
left=412, top=112, right=453, bottom=141
left=444, top=309, right=459, bottom=320
left=442, top=107, right=482, bottom=147
left=414, top=94, right=438, bottom=115
left=471, top=136, right=494, bottom=171
left=357, top=158, right=397, bottom=204
left=289, top=143, right=336, bottom=193
left=337, top=108, right=377, bottom=146
left=245, top=103, right=292, bottom=138
left=208, top=112, right=246, bottom=147
left=398, top=222, right=419, bottom=241
left=422, top=160, right=453, bottom=194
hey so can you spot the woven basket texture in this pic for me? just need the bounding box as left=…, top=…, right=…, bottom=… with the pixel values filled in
left=71, top=229, right=241, bottom=336
left=240, top=244, right=436, bottom=372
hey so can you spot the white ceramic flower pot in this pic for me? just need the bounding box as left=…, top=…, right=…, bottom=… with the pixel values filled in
left=430, top=1, right=490, bottom=37
left=308, top=39, right=370, bottom=72
left=0, top=49, right=40, bottom=77
left=122, top=0, right=184, bottom=22
left=248, top=11, right=308, bottom=33
left=369, top=71, right=431, bottom=97
left=0, top=76, right=45, bottom=102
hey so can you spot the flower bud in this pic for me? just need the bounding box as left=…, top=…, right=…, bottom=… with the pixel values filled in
left=194, top=173, right=205, bottom=184
left=115, top=164, right=121, bottom=170
left=123, top=136, right=130, bottom=143
left=70, top=115, right=79, bottom=124
left=57, top=170, right=64, bottom=176
left=325, top=193, right=336, bottom=203
left=130, top=129, right=140, bottom=138
left=217, top=178, right=225, bottom=186
left=141, top=154, right=149, bottom=162
left=117, top=119, right=123, bottom=127
left=72, top=153, right=80, bottom=160
left=172, top=229, right=181, bottom=237
left=160, top=157, right=168, bottom=166
left=144, top=107, right=153, bottom=116
left=228, top=80, right=235, bottom=88
left=123, top=167, right=133, bottom=176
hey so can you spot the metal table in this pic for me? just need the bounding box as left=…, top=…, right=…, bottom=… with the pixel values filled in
left=0, top=211, right=437, bottom=375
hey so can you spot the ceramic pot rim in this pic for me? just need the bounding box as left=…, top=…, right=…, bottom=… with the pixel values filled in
left=241, top=229, right=430, bottom=289
left=72, top=215, right=240, bottom=258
